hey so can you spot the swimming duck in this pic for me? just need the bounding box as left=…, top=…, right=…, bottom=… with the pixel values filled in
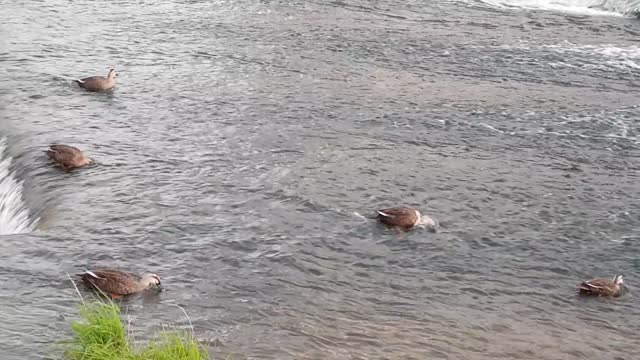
left=376, top=206, right=439, bottom=232
left=45, top=144, right=92, bottom=170
left=77, top=269, right=162, bottom=298
left=75, top=68, right=118, bottom=92
left=578, top=275, right=623, bottom=298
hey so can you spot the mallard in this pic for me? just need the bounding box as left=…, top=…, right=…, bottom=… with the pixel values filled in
left=45, top=144, right=92, bottom=170
left=77, top=269, right=162, bottom=298
left=578, top=275, right=623, bottom=298
left=75, top=68, right=118, bottom=92
left=376, top=206, right=439, bottom=232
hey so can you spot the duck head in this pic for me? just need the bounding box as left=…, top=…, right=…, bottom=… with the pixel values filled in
left=142, top=273, right=162, bottom=288
left=417, top=213, right=440, bottom=232
left=107, top=68, right=118, bottom=80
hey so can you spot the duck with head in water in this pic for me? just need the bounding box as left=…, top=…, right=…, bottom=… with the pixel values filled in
left=376, top=206, right=439, bottom=232
left=45, top=144, right=92, bottom=171
left=578, top=275, right=624, bottom=298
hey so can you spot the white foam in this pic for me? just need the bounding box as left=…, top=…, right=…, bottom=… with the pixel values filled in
left=478, top=123, right=505, bottom=134
left=498, top=41, right=640, bottom=71
left=0, top=138, right=36, bottom=235
left=545, top=43, right=640, bottom=70
left=476, top=0, right=635, bottom=16
left=352, top=211, right=369, bottom=222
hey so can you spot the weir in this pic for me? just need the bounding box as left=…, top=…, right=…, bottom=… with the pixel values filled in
left=477, top=0, right=640, bottom=16
left=0, top=138, right=36, bottom=235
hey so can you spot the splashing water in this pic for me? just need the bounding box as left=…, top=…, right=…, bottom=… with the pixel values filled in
left=599, top=0, right=640, bottom=15
left=477, top=0, right=640, bottom=16
left=0, top=138, right=36, bottom=235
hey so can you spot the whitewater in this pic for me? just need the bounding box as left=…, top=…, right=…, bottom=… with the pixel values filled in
left=476, top=0, right=640, bottom=16
left=0, top=138, right=36, bottom=235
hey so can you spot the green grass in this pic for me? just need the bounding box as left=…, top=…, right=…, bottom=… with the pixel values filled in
left=63, top=301, right=210, bottom=360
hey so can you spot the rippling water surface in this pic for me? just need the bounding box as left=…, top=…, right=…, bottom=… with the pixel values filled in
left=1, top=0, right=639, bottom=359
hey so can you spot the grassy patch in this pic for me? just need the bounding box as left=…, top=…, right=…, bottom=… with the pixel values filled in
left=64, top=301, right=209, bottom=360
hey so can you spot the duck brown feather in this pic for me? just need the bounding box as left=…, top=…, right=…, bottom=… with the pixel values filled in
left=77, top=269, right=157, bottom=296
left=578, top=277, right=622, bottom=298
left=45, top=144, right=91, bottom=170
left=376, top=207, right=420, bottom=229
left=75, top=69, right=117, bottom=92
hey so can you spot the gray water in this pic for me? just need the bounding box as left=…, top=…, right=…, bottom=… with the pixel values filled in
left=1, top=0, right=640, bottom=359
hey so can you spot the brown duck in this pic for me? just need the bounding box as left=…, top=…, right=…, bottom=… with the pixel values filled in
left=75, top=68, right=118, bottom=92
left=45, top=144, right=92, bottom=170
left=376, top=206, right=439, bottom=232
left=77, top=269, right=162, bottom=298
left=578, top=275, right=624, bottom=298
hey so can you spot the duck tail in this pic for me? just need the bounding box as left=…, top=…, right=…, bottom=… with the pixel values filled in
left=74, top=79, right=84, bottom=87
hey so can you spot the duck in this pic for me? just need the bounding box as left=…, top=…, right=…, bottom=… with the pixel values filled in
left=77, top=269, right=162, bottom=298
left=376, top=206, right=439, bottom=232
left=74, top=68, right=118, bottom=92
left=578, top=275, right=623, bottom=297
left=45, top=144, right=92, bottom=170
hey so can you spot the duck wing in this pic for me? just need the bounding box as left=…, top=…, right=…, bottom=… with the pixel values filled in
left=78, top=269, right=141, bottom=296
left=78, top=75, right=105, bottom=83
left=46, top=144, right=82, bottom=162
left=76, top=76, right=110, bottom=91
left=376, top=207, right=418, bottom=228
left=578, top=278, right=616, bottom=296
left=47, top=144, right=80, bottom=154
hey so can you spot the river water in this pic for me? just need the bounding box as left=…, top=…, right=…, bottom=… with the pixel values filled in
left=1, top=0, right=639, bottom=359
